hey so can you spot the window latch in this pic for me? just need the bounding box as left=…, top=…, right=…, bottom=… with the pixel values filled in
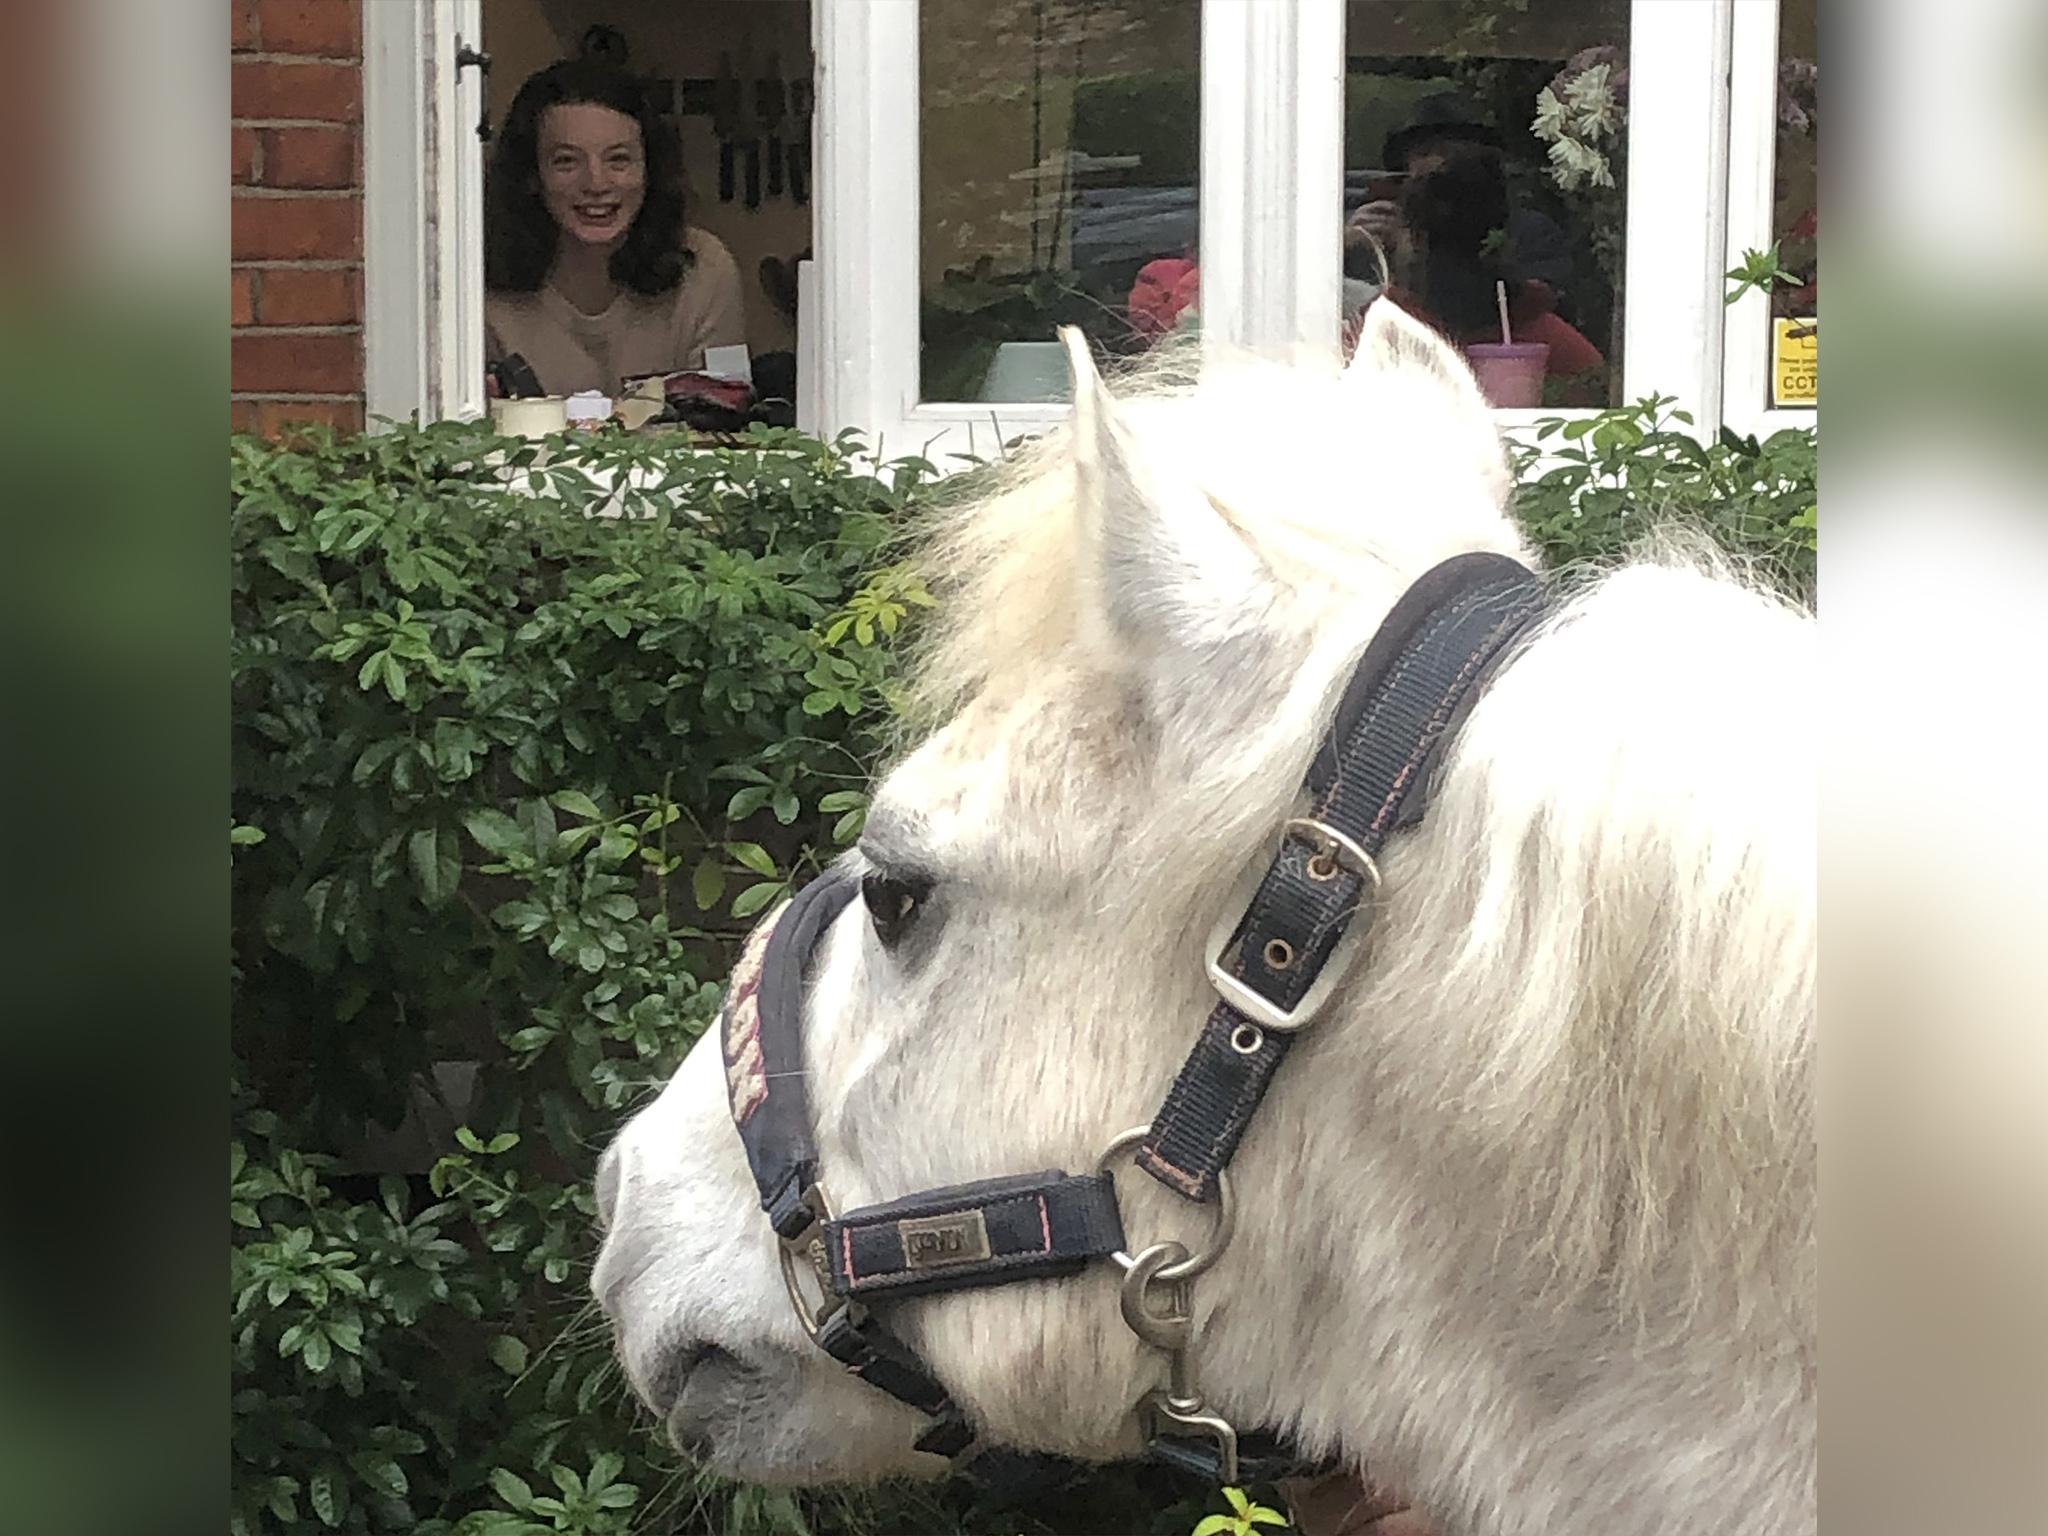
left=456, top=41, right=493, bottom=143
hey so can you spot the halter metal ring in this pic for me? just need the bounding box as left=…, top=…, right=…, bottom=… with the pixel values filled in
left=1094, top=1125, right=1235, bottom=1284
left=776, top=1185, right=848, bottom=1341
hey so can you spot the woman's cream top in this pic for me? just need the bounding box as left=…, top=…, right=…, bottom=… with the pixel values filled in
left=485, top=227, right=746, bottom=396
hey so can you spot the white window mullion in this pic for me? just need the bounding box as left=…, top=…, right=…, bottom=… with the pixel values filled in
left=1200, top=0, right=1344, bottom=359
left=816, top=0, right=922, bottom=454
left=1621, top=0, right=1733, bottom=431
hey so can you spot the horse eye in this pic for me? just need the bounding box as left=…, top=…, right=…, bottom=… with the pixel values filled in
left=860, top=871, right=928, bottom=949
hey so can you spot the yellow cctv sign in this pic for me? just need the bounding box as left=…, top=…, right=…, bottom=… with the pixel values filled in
left=1772, top=318, right=1817, bottom=407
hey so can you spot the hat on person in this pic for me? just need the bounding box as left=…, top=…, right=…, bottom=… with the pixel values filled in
left=1382, top=91, right=1501, bottom=168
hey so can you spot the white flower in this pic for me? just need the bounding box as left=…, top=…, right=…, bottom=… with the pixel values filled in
left=1531, top=85, right=1567, bottom=143
left=1563, top=63, right=1621, bottom=140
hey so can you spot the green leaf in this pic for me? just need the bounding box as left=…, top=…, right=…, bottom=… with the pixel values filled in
left=231, top=823, right=266, bottom=846
left=455, top=1125, right=486, bottom=1152
left=817, top=791, right=866, bottom=813
left=550, top=789, right=602, bottom=820
left=488, top=1335, right=529, bottom=1376
left=301, top=1329, right=332, bottom=1372
left=408, top=824, right=463, bottom=910
left=309, top=1468, right=346, bottom=1528
left=725, top=784, right=772, bottom=821
left=1191, top=1517, right=1236, bottom=1536
left=462, top=809, right=527, bottom=860
left=691, top=858, right=727, bottom=910
left=1224, top=1487, right=1252, bottom=1517
left=349, top=1452, right=408, bottom=1498
left=488, top=1468, right=536, bottom=1513
left=726, top=841, right=776, bottom=877
left=483, top=1132, right=520, bottom=1154
left=730, top=881, right=784, bottom=920
left=1249, top=1505, right=1291, bottom=1528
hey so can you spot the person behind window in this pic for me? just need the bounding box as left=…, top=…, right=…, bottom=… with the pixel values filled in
left=1348, top=121, right=1603, bottom=393
left=485, top=59, right=744, bottom=398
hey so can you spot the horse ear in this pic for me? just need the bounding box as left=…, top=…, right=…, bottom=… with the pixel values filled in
left=1060, top=327, right=1273, bottom=668
left=1346, top=297, right=1492, bottom=413
left=1344, top=298, right=1513, bottom=504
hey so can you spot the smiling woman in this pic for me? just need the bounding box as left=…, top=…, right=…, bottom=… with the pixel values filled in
left=484, top=59, right=744, bottom=398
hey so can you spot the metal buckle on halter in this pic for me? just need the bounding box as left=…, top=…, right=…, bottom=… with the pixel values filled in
left=776, top=1183, right=854, bottom=1342
left=1203, top=819, right=1381, bottom=1034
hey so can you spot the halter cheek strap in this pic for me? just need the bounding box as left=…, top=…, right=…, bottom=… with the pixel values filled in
left=1138, top=553, right=1550, bottom=1200
left=713, top=551, right=1551, bottom=1481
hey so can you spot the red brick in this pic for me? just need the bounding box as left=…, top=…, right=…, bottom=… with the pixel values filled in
left=259, top=125, right=355, bottom=189
left=254, top=267, right=358, bottom=325
left=232, top=0, right=259, bottom=51
left=257, top=0, right=361, bottom=59
left=232, top=399, right=260, bottom=432
left=232, top=194, right=361, bottom=260
left=232, top=269, right=257, bottom=327
left=231, top=58, right=360, bottom=122
left=232, top=331, right=362, bottom=395
left=232, top=126, right=259, bottom=184
left=252, top=398, right=365, bottom=437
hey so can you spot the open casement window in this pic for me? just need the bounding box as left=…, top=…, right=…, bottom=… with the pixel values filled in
left=363, top=1, right=1765, bottom=455
left=364, top=0, right=487, bottom=427
left=1722, top=0, right=1819, bottom=438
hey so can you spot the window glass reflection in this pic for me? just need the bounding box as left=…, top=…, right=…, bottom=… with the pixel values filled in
left=920, top=0, right=1200, bottom=404
left=1342, top=1, right=1630, bottom=408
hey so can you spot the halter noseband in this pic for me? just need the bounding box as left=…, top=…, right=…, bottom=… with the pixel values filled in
left=718, top=552, right=1549, bottom=1481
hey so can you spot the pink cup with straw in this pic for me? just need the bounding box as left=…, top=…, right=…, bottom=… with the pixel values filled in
left=1465, top=280, right=1550, bottom=408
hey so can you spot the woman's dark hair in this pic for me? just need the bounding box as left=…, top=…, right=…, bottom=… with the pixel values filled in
left=486, top=59, right=690, bottom=296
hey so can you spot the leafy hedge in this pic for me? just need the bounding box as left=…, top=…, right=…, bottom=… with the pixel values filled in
left=231, top=411, right=1814, bottom=1536
left=1512, top=396, right=1817, bottom=602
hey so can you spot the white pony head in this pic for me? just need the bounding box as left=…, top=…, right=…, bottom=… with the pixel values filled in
left=593, top=304, right=1815, bottom=1536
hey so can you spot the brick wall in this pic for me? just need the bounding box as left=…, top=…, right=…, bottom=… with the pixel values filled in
left=231, top=0, right=366, bottom=435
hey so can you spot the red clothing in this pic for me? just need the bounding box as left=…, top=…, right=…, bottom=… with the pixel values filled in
left=1129, top=258, right=1200, bottom=340
left=1350, top=283, right=1605, bottom=380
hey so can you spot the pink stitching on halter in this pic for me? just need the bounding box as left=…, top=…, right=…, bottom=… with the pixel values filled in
left=841, top=1226, right=854, bottom=1283
left=1037, top=1194, right=1051, bottom=1252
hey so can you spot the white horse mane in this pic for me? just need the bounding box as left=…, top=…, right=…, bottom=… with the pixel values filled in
left=903, top=334, right=1813, bottom=1320
left=594, top=305, right=1815, bottom=1535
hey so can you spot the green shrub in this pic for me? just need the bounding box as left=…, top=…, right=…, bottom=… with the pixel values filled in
left=1512, top=397, right=1817, bottom=602
left=230, top=419, right=1214, bottom=1536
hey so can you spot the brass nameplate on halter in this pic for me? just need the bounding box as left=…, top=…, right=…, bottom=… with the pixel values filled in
left=898, top=1211, right=992, bottom=1269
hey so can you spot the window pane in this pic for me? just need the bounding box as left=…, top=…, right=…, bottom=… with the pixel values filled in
left=1341, top=1, right=1630, bottom=408
left=1767, top=0, right=1817, bottom=410
left=920, top=0, right=1199, bottom=404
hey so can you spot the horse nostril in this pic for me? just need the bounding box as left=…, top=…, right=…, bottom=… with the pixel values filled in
left=595, top=1144, right=623, bottom=1230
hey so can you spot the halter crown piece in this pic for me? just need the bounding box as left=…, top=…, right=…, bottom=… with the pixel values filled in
left=719, top=553, right=1550, bottom=1483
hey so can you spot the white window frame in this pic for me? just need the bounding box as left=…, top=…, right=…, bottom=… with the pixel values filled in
left=364, top=0, right=1758, bottom=452
left=1721, top=0, right=1816, bottom=439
